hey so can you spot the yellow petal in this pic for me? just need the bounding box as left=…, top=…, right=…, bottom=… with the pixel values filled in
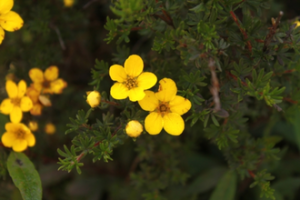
left=44, top=66, right=59, bottom=81
left=110, top=83, right=129, bottom=100
left=30, top=103, right=43, bottom=116
left=20, top=96, right=33, bottom=112
left=10, top=106, right=22, bottom=123
left=137, top=72, right=157, bottom=90
left=0, top=98, right=13, bottom=114
left=169, top=96, right=192, bottom=115
left=39, top=95, right=52, bottom=107
left=0, top=11, right=24, bottom=32
left=163, top=113, right=184, bottom=136
left=145, top=112, right=163, bottom=135
left=0, top=0, right=13, bottom=15
left=12, top=139, right=28, bottom=152
left=64, top=0, right=75, bottom=7
left=6, top=80, right=18, bottom=98
left=128, top=87, right=145, bottom=102
left=25, top=133, right=35, bottom=147
left=138, top=90, right=159, bottom=111
left=155, top=78, right=177, bottom=102
left=0, top=27, right=4, bottom=44
left=18, top=80, right=27, bottom=98
left=5, top=122, right=15, bottom=132
left=124, top=55, right=143, bottom=77
left=109, top=64, right=127, bottom=82
left=26, top=86, right=40, bottom=103
left=29, top=68, right=44, bottom=83
left=1, top=132, right=15, bottom=147
left=50, top=78, right=67, bottom=94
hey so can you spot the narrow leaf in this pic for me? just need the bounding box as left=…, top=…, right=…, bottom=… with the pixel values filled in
left=209, top=170, right=236, bottom=200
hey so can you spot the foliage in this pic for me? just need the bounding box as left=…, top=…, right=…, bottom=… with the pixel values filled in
left=1, top=0, right=300, bottom=200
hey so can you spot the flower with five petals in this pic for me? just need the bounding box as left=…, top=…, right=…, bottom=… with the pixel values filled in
left=109, top=54, right=157, bottom=102
left=0, top=0, right=24, bottom=44
left=29, top=66, right=67, bottom=94
left=138, top=78, right=191, bottom=136
left=0, top=80, right=33, bottom=123
left=1, top=122, right=36, bottom=152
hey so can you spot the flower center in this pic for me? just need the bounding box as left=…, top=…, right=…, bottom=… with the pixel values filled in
left=157, top=102, right=170, bottom=116
left=11, top=98, right=21, bottom=106
left=15, top=129, right=26, bottom=139
left=124, top=77, right=138, bottom=89
left=42, top=80, right=51, bottom=89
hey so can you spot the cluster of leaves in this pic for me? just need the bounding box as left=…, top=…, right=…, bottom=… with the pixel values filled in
left=2, top=0, right=300, bottom=199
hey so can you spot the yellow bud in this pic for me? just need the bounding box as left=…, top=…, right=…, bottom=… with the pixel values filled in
left=64, top=0, right=75, bottom=7
left=86, top=91, right=101, bottom=108
left=45, top=123, right=56, bottom=135
left=28, top=121, right=38, bottom=132
left=125, top=120, right=143, bottom=138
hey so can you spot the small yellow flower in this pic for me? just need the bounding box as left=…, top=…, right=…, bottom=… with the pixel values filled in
left=28, top=121, right=38, bottom=132
left=45, top=123, right=56, bottom=135
left=1, top=122, right=36, bottom=152
left=0, top=0, right=24, bottom=44
left=138, top=78, right=192, bottom=136
left=109, top=54, right=157, bottom=102
left=126, top=120, right=143, bottom=137
left=0, top=80, right=33, bottom=123
left=64, top=0, right=75, bottom=7
left=29, top=66, right=67, bottom=94
left=294, top=21, right=300, bottom=28
left=26, top=86, right=43, bottom=116
left=86, top=91, right=101, bottom=108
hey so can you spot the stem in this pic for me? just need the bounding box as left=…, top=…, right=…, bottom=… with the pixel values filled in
left=101, top=99, right=120, bottom=106
left=230, top=11, right=252, bottom=53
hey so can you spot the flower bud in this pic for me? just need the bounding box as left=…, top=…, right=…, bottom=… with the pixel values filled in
left=45, top=123, right=56, bottom=135
left=28, top=121, right=38, bottom=132
left=125, top=120, right=143, bottom=138
left=86, top=91, right=101, bottom=108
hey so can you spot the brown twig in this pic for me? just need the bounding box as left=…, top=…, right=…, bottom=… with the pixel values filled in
left=154, top=0, right=175, bottom=28
left=101, top=99, right=120, bottom=106
left=263, top=11, right=284, bottom=51
left=209, top=58, right=221, bottom=112
left=230, top=10, right=252, bottom=53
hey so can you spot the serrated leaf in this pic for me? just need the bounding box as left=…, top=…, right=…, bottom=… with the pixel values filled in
left=7, top=152, right=42, bottom=200
left=209, top=171, right=236, bottom=200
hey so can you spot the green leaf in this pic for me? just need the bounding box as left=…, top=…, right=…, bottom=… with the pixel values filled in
left=7, top=152, right=42, bottom=200
left=209, top=170, right=236, bottom=200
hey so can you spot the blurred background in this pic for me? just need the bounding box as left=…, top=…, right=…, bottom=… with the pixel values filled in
left=1, top=0, right=300, bottom=199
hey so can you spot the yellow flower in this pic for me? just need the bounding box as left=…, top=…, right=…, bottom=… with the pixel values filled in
left=294, top=21, right=300, bottom=28
left=86, top=91, right=101, bottom=108
left=29, top=66, right=67, bottom=94
left=126, top=120, right=143, bottom=137
left=28, top=121, right=38, bottom=132
left=1, top=122, right=35, bottom=152
left=64, top=0, right=75, bottom=7
left=138, top=78, right=192, bottom=136
left=0, top=80, right=33, bottom=123
left=45, top=123, right=56, bottom=135
left=26, top=86, right=43, bottom=116
left=0, top=0, right=24, bottom=44
left=109, top=54, right=157, bottom=102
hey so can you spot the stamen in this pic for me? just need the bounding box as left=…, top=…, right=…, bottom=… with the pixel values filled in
left=15, top=129, right=25, bottom=139
left=11, top=98, right=21, bottom=106
left=158, top=102, right=170, bottom=116
left=124, top=77, right=138, bottom=89
left=42, top=81, right=51, bottom=88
